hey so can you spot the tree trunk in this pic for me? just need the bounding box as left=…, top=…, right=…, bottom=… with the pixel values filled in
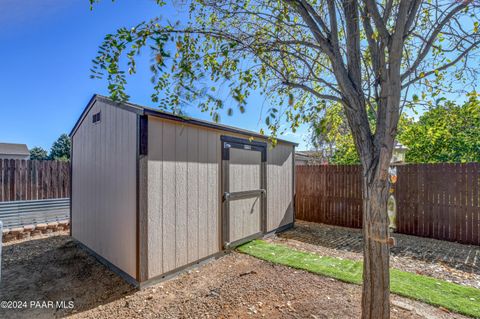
left=361, top=161, right=391, bottom=319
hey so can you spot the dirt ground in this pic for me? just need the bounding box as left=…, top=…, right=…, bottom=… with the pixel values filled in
left=0, top=232, right=133, bottom=319
left=0, top=231, right=471, bottom=319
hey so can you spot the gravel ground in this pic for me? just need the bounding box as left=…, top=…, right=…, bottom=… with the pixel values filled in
left=275, top=220, right=480, bottom=289
left=0, top=234, right=133, bottom=319
left=0, top=232, right=472, bottom=319
left=71, top=253, right=466, bottom=319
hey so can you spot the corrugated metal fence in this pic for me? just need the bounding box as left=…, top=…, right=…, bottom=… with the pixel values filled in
left=0, top=159, right=70, bottom=202
left=0, top=198, right=70, bottom=228
left=295, top=163, right=480, bottom=245
left=0, top=159, right=70, bottom=230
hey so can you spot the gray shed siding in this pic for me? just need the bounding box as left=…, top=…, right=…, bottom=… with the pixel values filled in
left=144, top=117, right=221, bottom=279
left=71, top=95, right=295, bottom=284
left=266, top=143, right=295, bottom=231
left=71, top=100, right=137, bottom=279
left=143, top=116, right=294, bottom=280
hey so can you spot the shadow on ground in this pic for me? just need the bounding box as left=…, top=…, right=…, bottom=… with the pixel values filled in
left=0, top=235, right=135, bottom=319
left=0, top=229, right=471, bottom=319
left=279, top=221, right=480, bottom=274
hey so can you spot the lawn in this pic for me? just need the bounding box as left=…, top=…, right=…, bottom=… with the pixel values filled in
left=238, top=240, right=480, bottom=318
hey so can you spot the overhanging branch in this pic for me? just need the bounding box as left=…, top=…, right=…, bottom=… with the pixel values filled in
left=402, top=40, right=480, bottom=88
left=283, top=81, right=343, bottom=102
left=401, top=1, right=472, bottom=81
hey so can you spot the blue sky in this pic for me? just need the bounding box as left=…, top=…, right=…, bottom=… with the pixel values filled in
left=0, top=0, right=310, bottom=151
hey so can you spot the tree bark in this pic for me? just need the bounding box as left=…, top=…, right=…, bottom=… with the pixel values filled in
left=361, top=160, right=391, bottom=319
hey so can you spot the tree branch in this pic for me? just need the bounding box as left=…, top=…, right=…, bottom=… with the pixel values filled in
left=282, top=0, right=332, bottom=52
left=283, top=81, right=343, bottom=102
left=364, top=0, right=390, bottom=41
left=403, top=0, right=422, bottom=36
left=298, top=0, right=332, bottom=36
left=401, top=1, right=472, bottom=81
left=402, top=39, right=480, bottom=88
left=343, top=0, right=362, bottom=91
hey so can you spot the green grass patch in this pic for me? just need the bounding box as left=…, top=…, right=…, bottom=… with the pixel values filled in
left=238, top=240, right=480, bottom=318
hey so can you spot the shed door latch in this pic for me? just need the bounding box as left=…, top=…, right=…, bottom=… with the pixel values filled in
left=223, top=192, right=231, bottom=201
left=223, top=189, right=265, bottom=202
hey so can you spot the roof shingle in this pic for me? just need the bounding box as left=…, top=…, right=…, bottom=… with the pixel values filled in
left=0, top=143, right=29, bottom=156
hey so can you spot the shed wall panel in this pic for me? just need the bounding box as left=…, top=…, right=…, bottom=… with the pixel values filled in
left=145, top=117, right=294, bottom=279
left=161, top=121, right=177, bottom=273
left=175, top=124, right=188, bottom=267
left=146, top=117, right=221, bottom=279
left=197, top=129, right=209, bottom=259
left=72, top=100, right=137, bottom=278
left=207, top=132, right=220, bottom=255
left=266, top=143, right=294, bottom=231
left=187, top=127, right=200, bottom=263
left=145, top=119, right=164, bottom=277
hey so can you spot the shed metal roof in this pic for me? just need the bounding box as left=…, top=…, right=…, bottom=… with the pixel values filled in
left=70, top=94, right=298, bottom=146
left=0, top=143, right=29, bottom=156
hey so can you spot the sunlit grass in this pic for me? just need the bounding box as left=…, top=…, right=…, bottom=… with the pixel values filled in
left=238, top=240, right=480, bottom=318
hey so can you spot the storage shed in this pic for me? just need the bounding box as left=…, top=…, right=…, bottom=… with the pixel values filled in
left=70, top=94, right=296, bottom=287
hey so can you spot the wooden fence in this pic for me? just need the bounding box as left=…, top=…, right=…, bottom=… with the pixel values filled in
left=0, top=159, right=70, bottom=202
left=295, top=163, right=480, bottom=245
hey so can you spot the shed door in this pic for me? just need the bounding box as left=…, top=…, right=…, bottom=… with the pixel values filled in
left=222, top=136, right=266, bottom=248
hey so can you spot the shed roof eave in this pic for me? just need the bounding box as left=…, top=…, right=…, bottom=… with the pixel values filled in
left=70, top=94, right=298, bottom=147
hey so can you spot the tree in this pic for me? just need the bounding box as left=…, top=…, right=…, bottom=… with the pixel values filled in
left=29, top=146, right=48, bottom=161
left=311, top=105, right=412, bottom=164
left=311, top=102, right=367, bottom=164
left=402, top=94, right=480, bottom=163
left=90, top=0, right=480, bottom=317
left=49, top=134, right=71, bottom=161
left=312, top=94, right=480, bottom=164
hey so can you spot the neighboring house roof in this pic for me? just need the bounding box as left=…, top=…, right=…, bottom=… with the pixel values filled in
left=295, top=151, right=326, bottom=164
left=70, top=94, right=298, bottom=146
left=0, top=143, right=29, bottom=157
left=295, top=152, right=315, bottom=161
left=296, top=150, right=320, bottom=157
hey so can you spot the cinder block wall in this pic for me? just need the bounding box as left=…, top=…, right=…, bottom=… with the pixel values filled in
left=2, top=220, right=70, bottom=243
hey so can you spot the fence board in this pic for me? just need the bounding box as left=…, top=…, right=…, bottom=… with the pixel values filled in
left=0, top=160, right=70, bottom=202
left=295, top=163, right=480, bottom=245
